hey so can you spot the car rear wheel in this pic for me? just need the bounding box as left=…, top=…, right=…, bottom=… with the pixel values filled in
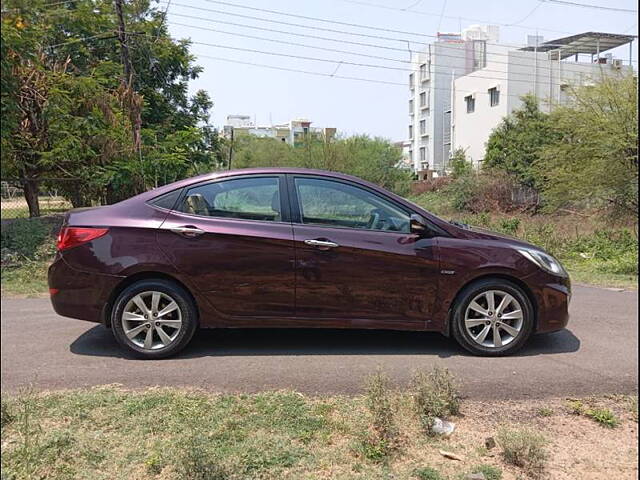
left=111, top=279, right=197, bottom=359
left=451, top=278, right=534, bottom=356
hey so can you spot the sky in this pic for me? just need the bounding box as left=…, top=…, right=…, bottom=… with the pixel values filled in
left=163, top=0, right=638, bottom=141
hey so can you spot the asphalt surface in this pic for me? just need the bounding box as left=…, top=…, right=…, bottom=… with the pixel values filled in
left=1, top=285, right=637, bottom=399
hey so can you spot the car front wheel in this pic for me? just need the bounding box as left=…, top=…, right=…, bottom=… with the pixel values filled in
left=111, top=279, right=198, bottom=359
left=451, top=278, right=534, bottom=356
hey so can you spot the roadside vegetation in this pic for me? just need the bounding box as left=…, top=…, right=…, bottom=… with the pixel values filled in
left=1, top=371, right=637, bottom=480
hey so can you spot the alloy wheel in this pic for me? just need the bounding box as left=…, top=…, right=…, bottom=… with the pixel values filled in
left=464, top=289, right=524, bottom=349
left=121, top=291, right=183, bottom=350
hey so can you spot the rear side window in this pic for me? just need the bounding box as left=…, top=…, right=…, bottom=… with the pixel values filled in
left=178, top=176, right=282, bottom=222
left=149, top=189, right=182, bottom=210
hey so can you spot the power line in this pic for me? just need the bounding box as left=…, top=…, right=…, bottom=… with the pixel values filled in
left=333, top=0, right=574, bottom=36
left=170, top=19, right=629, bottom=84
left=191, top=48, right=601, bottom=101
left=541, top=0, right=638, bottom=13
left=164, top=2, right=637, bottom=67
left=506, top=2, right=545, bottom=26
left=168, top=21, right=411, bottom=65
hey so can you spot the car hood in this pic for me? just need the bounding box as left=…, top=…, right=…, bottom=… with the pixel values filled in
left=454, top=224, right=541, bottom=250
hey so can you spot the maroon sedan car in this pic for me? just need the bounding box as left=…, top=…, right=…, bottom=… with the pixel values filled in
left=48, top=168, right=570, bottom=358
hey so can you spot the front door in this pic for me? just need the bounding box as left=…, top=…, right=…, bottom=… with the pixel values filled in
left=157, top=174, right=295, bottom=318
left=288, top=175, right=440, bottom=329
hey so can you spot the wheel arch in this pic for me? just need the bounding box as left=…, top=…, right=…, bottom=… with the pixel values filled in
left=443, top=273, right=538, bottom=337
left=102, top=271, right=199, bottom=328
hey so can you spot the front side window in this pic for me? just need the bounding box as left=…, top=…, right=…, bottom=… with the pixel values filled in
left=420, top=119, right=426, bottom=135
left=179, top=176, right=281, bottom=222
left=420, top=91, right=427, bottom=107
left=294, top=177, right=410, bottom=233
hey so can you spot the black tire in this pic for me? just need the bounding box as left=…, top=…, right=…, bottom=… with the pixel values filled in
left=111, top=279, right=198, bottom=359
left=451, top=278, right=534, bottom=356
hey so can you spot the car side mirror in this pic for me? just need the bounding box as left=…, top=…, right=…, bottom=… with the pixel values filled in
left=410, top=214, right=431, bottom=236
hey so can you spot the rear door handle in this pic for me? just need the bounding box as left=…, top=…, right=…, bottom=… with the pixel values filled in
left=304, top=239, right=339, bottom=249
left=170, top=226, right=205, bottom=238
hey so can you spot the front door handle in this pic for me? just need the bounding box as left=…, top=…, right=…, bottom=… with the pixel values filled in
left=170, top=226, right=205, bottom=238
left=304, top=239, right=339, bottom=249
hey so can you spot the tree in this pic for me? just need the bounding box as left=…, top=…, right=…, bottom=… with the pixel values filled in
left=484, top=95, right=559, bottom=188
left=1, top=0, right=222, bottom=214
left=536, top=74, right=638, bottom=218
left=449, top=147, right=472, bottom=178
left=231, top=135, right=413, bottom=195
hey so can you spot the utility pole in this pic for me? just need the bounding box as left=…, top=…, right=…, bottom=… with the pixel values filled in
left=114, top=0, right=133, bottom=85
left=114, top=0, right=143, bottom=186
left=228, top=127, right=234, bottom=170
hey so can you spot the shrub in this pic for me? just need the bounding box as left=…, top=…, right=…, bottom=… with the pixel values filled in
left=414, top=465, right=445, bottom=480
left=411, top=367, right=460, bottom=435
left=0, top=218, right=53, bottom=261
left=361, top=370, right=398, bottom=459
left=1, top=399, right=14, bottom=429
left=497, top=427, right=547, bottom=476
left=177, top=435, right=229, bottom=480
left=586, top=408, right=619, bottom=428
left=536, top=407, right=554, bottom=417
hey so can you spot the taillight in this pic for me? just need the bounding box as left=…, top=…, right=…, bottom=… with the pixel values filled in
left=57, top=227, right=109, bottom=251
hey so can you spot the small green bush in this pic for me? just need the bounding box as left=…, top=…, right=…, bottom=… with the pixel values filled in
left=411, top=367, right=460, bottom=435
left=414, top=465, right=445, bottom=480
left=536, top=407, right=554, bottom=417
left=585, top=408, right=619, bottom=428
left=497, top=427, right=547, bottom=476
left=361, top=370, right=398, bottom=460
left=0, top=218, right=52, bottom=260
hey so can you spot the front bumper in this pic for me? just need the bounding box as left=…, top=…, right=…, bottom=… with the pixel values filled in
left=48, top=254, right=123, bottom=324
left=530, top=272, right=571, bottom=333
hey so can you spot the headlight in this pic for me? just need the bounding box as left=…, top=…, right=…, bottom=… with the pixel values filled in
left=516, top=248, right=568, bottom=277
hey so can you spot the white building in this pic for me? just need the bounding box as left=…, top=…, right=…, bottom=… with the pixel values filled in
left=223, top=116, right=336, bottom=146
left=408, top=25, right=501, bottom=178
left=451, top=32, right=635, bottom=168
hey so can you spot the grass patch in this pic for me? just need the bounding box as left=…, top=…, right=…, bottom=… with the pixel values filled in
left=497, top=427, right=548, bottom=477
left=411, top=367, right=460, bottom=435
left=1, top=388, right=636, bottom=479
left=566, top=399, right=620, bottom=428
left=414, top=465, right=445, bottom=480
left=1, top=216, right=59, bottom=297
left=536, top=407, right=554, bottom=417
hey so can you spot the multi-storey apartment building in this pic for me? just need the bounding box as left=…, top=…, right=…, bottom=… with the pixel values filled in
left=451, top=32, right=636, bottom=168
left=408, top=25, right=500, bottom=178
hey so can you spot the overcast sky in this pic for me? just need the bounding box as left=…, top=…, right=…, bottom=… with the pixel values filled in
left=164, top=0, right=638, bottom=141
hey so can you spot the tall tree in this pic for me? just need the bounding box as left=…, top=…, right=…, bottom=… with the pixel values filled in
left=484, top=95, right=559, bottom=188
left=536, top=74, right=638, bottom=218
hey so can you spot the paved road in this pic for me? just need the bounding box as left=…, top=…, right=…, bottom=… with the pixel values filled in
left=1, top=285, right=637, bottom=399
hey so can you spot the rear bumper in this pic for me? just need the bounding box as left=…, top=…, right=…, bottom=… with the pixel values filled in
left=531, top=273, right=571, bottom=333
left=48, top=255, right=122, bottom=324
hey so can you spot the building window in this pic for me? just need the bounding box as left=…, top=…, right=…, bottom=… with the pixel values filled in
left=419, top=147, right=426, bottom=162
left=409, top=73, right=414, bottom=89
left=465, top=95, right=475, bottom=113
left=419, top=63, right=427, bottom=80
left=419, top=92, right=427, bottom=107
left=408, top=125, right=413, bottom=139
left=419, top=119, right=426, bottom=135
left=489, top=87, right=500, bottom=107
left=409, top=99, right=413, bottom=113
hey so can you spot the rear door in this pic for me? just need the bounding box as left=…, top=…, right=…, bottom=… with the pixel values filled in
left=288, top=175, right=440, bottom=329
left=157, top=174, right=295, bottom=317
